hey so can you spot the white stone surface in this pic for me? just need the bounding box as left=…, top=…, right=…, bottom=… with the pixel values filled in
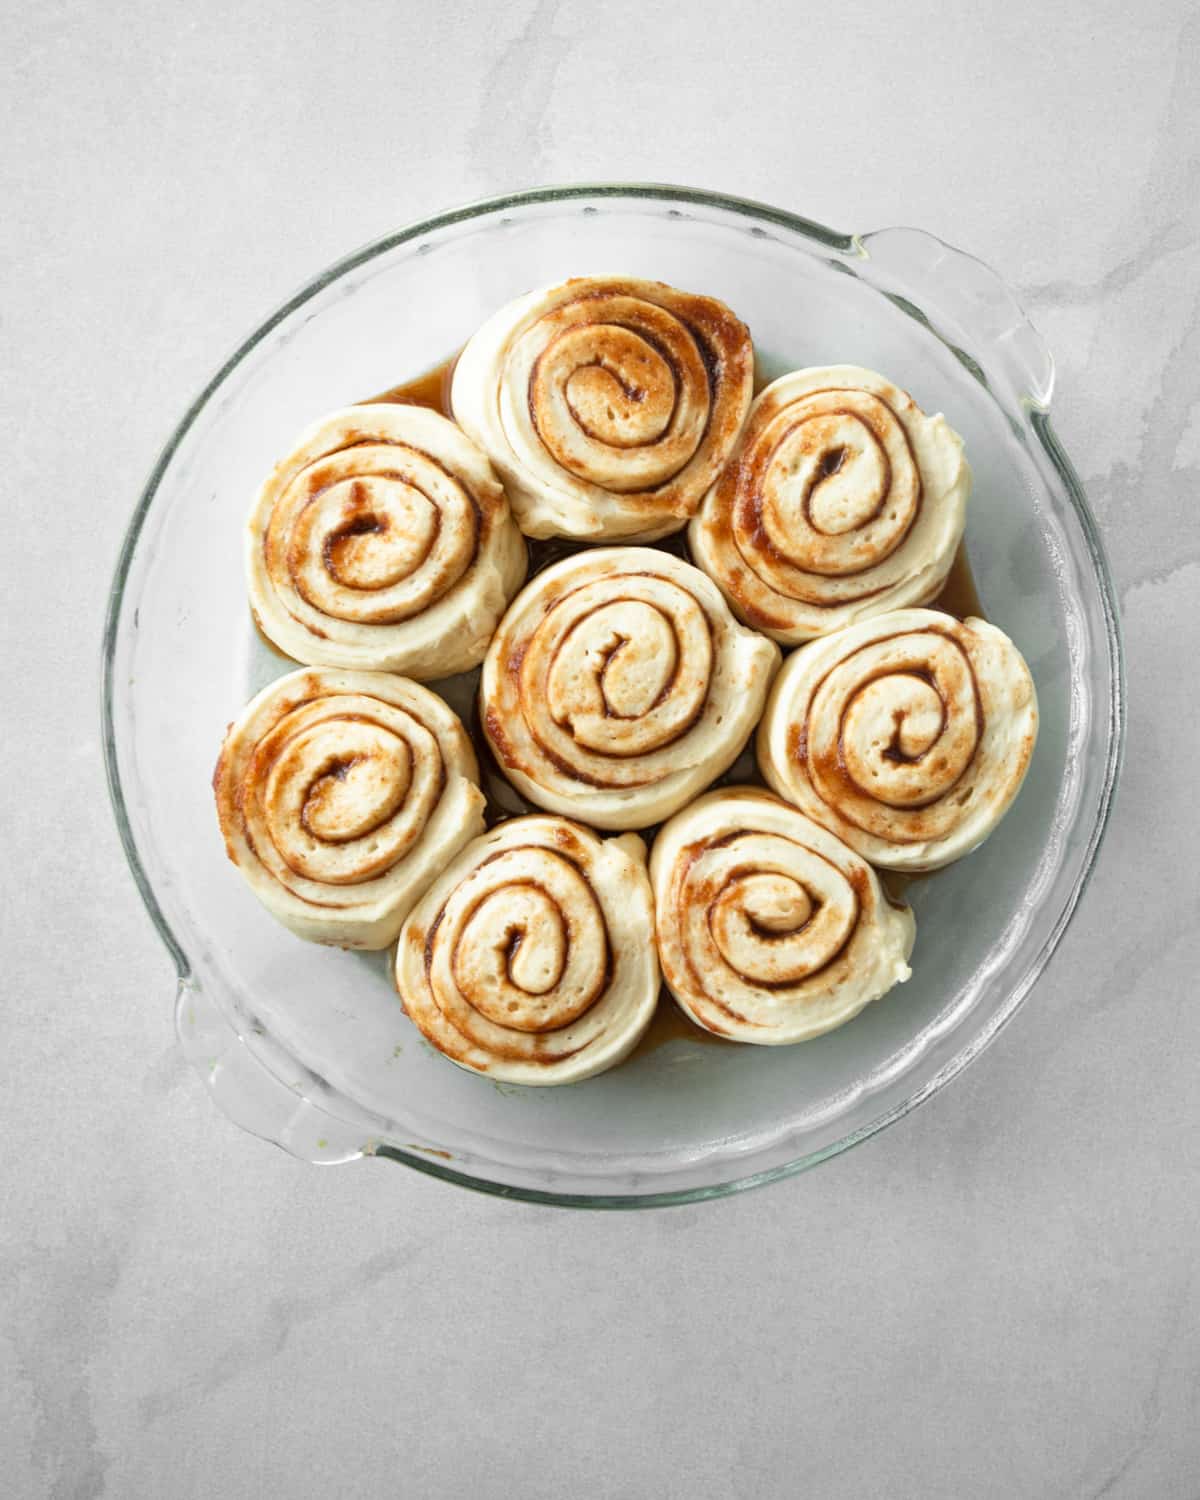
left=3, top=1, right=1197, bottom=1495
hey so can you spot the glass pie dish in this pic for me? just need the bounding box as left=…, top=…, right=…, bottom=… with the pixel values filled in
left=102, top=184, right=1124, bottom=1206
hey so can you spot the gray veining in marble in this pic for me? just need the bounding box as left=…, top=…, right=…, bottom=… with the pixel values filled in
left=3, top=2, right=1198, bottom=1496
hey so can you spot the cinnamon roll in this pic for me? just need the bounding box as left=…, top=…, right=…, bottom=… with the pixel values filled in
left=246, top=404, right=526, bottom=678
left=396, top=817, right=658, bottom=1085
left=757, top=609, right=1038, bottom=871
left=480, top=548, right=781, bottom=830
left=451, top=276, right=754, bottom=541
left=690, top=366, right=969, bottom=641
left=213, top=668, right=485, bottom=948
left=651, top=788, right=914, bottom=1044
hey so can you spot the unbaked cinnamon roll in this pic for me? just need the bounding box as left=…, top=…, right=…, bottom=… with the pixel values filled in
left=451, top=276, right=754, bottom=541
left=213, top=669, right=485, bottom=948
left=246, top=404, right=526, bottom=678
left=690, top=366, right=969, bottom=641
left=396, top=817, right=658, bottom=1085
left=480, top=548, right=780, bottom=830
left=651, top=788, right=914, bottom=1044
left=757, top=609, right=1038, bottom=870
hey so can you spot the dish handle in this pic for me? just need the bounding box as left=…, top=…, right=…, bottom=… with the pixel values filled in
left=855, top=226, right=1054, bottom=410
left=175, top=976, right=367, bottom=1164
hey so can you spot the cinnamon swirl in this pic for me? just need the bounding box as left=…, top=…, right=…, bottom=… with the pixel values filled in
left=451, top=276, right=754, bottom=541
left=396, top=817, right=658, bottom=1084
left=213, top=668, right=485, bottom=947
left=651, top=788, right=915, bottom=1043
left=690, top=366, right=969, bottom=641
left=757, top=609, right=1038, bottom=870
left=480, top=548, right=780, bottom=829
left=246, top=404, right=526, bottom=678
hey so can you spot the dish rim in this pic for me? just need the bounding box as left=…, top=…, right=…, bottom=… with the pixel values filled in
left=100, top=180, right=1126, bottom=1208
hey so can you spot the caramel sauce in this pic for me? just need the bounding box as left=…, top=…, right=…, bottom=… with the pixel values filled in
left=403, top=1143, right=454, bottom=1161
left=250, top=604, right=299, bottom=664
left=928, top=542, right=986, bottom=622
left=629, top=989, right=734, bottom=1059
left=881, top=870, right=918, bottom=902
left=361, top=351, right=460, bottom=418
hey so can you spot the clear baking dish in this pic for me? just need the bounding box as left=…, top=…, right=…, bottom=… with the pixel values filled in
left=102, top=185, right=1123, bottom=1206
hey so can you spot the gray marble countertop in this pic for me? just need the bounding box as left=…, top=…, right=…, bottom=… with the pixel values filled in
left=4, top=2, right=1197, bottom=1496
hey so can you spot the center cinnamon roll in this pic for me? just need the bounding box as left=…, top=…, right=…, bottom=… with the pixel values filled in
left=479, top=548, right=781, bottom=829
